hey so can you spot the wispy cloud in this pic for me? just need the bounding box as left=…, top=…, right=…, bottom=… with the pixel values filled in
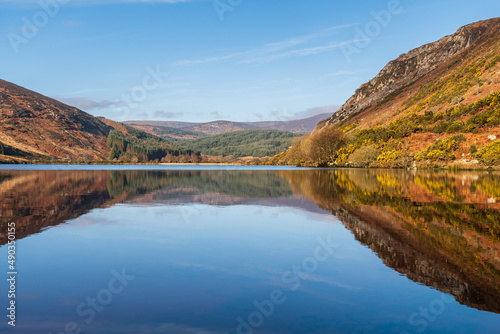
left=174, top=52, right=243, bottom=66
left=154, top=110, right=186, bottom=119
left=174, top=24, right=357, bottom=66
left=241, top=41, right=355, bottom=64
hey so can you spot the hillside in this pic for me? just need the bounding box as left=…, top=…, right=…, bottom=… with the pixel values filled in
left=281, top=18, right=500, bottom=168
left=0, top=78, right=203, bottom=164
left=181, top=129, right=299, bottom=158
left=0, top=79, right=112, bottom=161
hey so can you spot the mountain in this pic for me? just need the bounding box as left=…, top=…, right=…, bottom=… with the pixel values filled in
left=318, top=18, right=500, bottom=129
left=0, top=79, right=112, bottom=161
left=124, top=113, right=331, bottom=138
left=288, top=18, right=500, bottom=167
left=0, top=79, right=201, bottom=163
left=123, top=120, right=202, bottom=130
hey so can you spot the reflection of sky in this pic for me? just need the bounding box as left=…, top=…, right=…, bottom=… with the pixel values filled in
left=2, top=204, right=500, bottom=334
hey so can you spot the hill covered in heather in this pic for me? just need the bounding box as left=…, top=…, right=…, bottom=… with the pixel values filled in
left=0, top=79, right=112, bottom=162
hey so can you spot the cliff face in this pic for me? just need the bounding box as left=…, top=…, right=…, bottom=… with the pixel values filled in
left=319, top=18, right=500, bottom=129
left=0, top=79, right=112, bottom=160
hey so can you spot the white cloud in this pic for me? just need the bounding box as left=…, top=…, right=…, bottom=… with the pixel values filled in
left=240, top=42, right=347, bottom=65
left=175, top=24, right=357, bottom=66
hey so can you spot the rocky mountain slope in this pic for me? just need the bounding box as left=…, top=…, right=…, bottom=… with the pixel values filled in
left=291, top=17, right=500, bottom=168
left=0, top=79, right=112, bottom=161
left=319, top=18, right=500, bottom=128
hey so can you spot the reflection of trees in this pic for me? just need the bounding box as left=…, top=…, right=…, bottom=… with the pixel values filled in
left=282, top=169, right=500, bottom=314
left=106, top=170, right=293, bottom=199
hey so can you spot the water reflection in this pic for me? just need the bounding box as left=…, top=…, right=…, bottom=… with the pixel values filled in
left=281, top=169, right=500, bottom=314
left=1, top=168, right=499, bottom=318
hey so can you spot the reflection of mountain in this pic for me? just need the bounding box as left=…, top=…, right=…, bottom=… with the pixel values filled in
left=282, top=169, right=500, bottom=314
left=0, top=170, right=296, bottom=245
left=1, top=168, right=500, bottom=315
left=0, top=171, right=111, bottom=245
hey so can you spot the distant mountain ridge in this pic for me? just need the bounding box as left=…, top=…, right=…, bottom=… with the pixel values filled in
left=125, top=113, right=331, bottom=136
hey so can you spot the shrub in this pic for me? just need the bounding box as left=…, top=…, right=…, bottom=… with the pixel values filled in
left=377, top=150, right=404, bottom=162
left=348, top=145, right=380, bottom=167
left=475, top=141, right=500, bottom=165
left=469, top=145, right=477, bottom=155
left=308, top=127, right=346, bottom=165
left=415, top=135, right=466, bottom=161
left=446, top=121, right=464, bottom=133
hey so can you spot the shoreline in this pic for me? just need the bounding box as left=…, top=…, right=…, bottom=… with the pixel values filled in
left=0, top=159, right=499, bottom=171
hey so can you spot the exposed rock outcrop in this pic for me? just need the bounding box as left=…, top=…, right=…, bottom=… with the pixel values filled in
left=318, top=18, right=500, bottom=129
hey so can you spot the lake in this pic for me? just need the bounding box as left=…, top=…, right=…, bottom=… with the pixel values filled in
left=1, top=166, right=500, bottom=334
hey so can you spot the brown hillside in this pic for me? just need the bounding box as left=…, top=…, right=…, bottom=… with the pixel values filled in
left=0, top=79, right=111, bottom=160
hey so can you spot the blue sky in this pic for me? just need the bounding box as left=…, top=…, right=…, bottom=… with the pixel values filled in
left=1, top=0, right=500, bottom=122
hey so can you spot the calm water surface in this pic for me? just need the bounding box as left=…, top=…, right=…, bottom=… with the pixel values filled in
left=1, top=166, right=500, bottom=334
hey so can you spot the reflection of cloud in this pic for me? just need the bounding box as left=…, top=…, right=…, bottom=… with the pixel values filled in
left=13, top=320, right=216, bottom=334
left=18, top=294, right=41, bottom=301
left=116, top=323, right=215, bottom=334
left=63, top=214, right=121, bottom=229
